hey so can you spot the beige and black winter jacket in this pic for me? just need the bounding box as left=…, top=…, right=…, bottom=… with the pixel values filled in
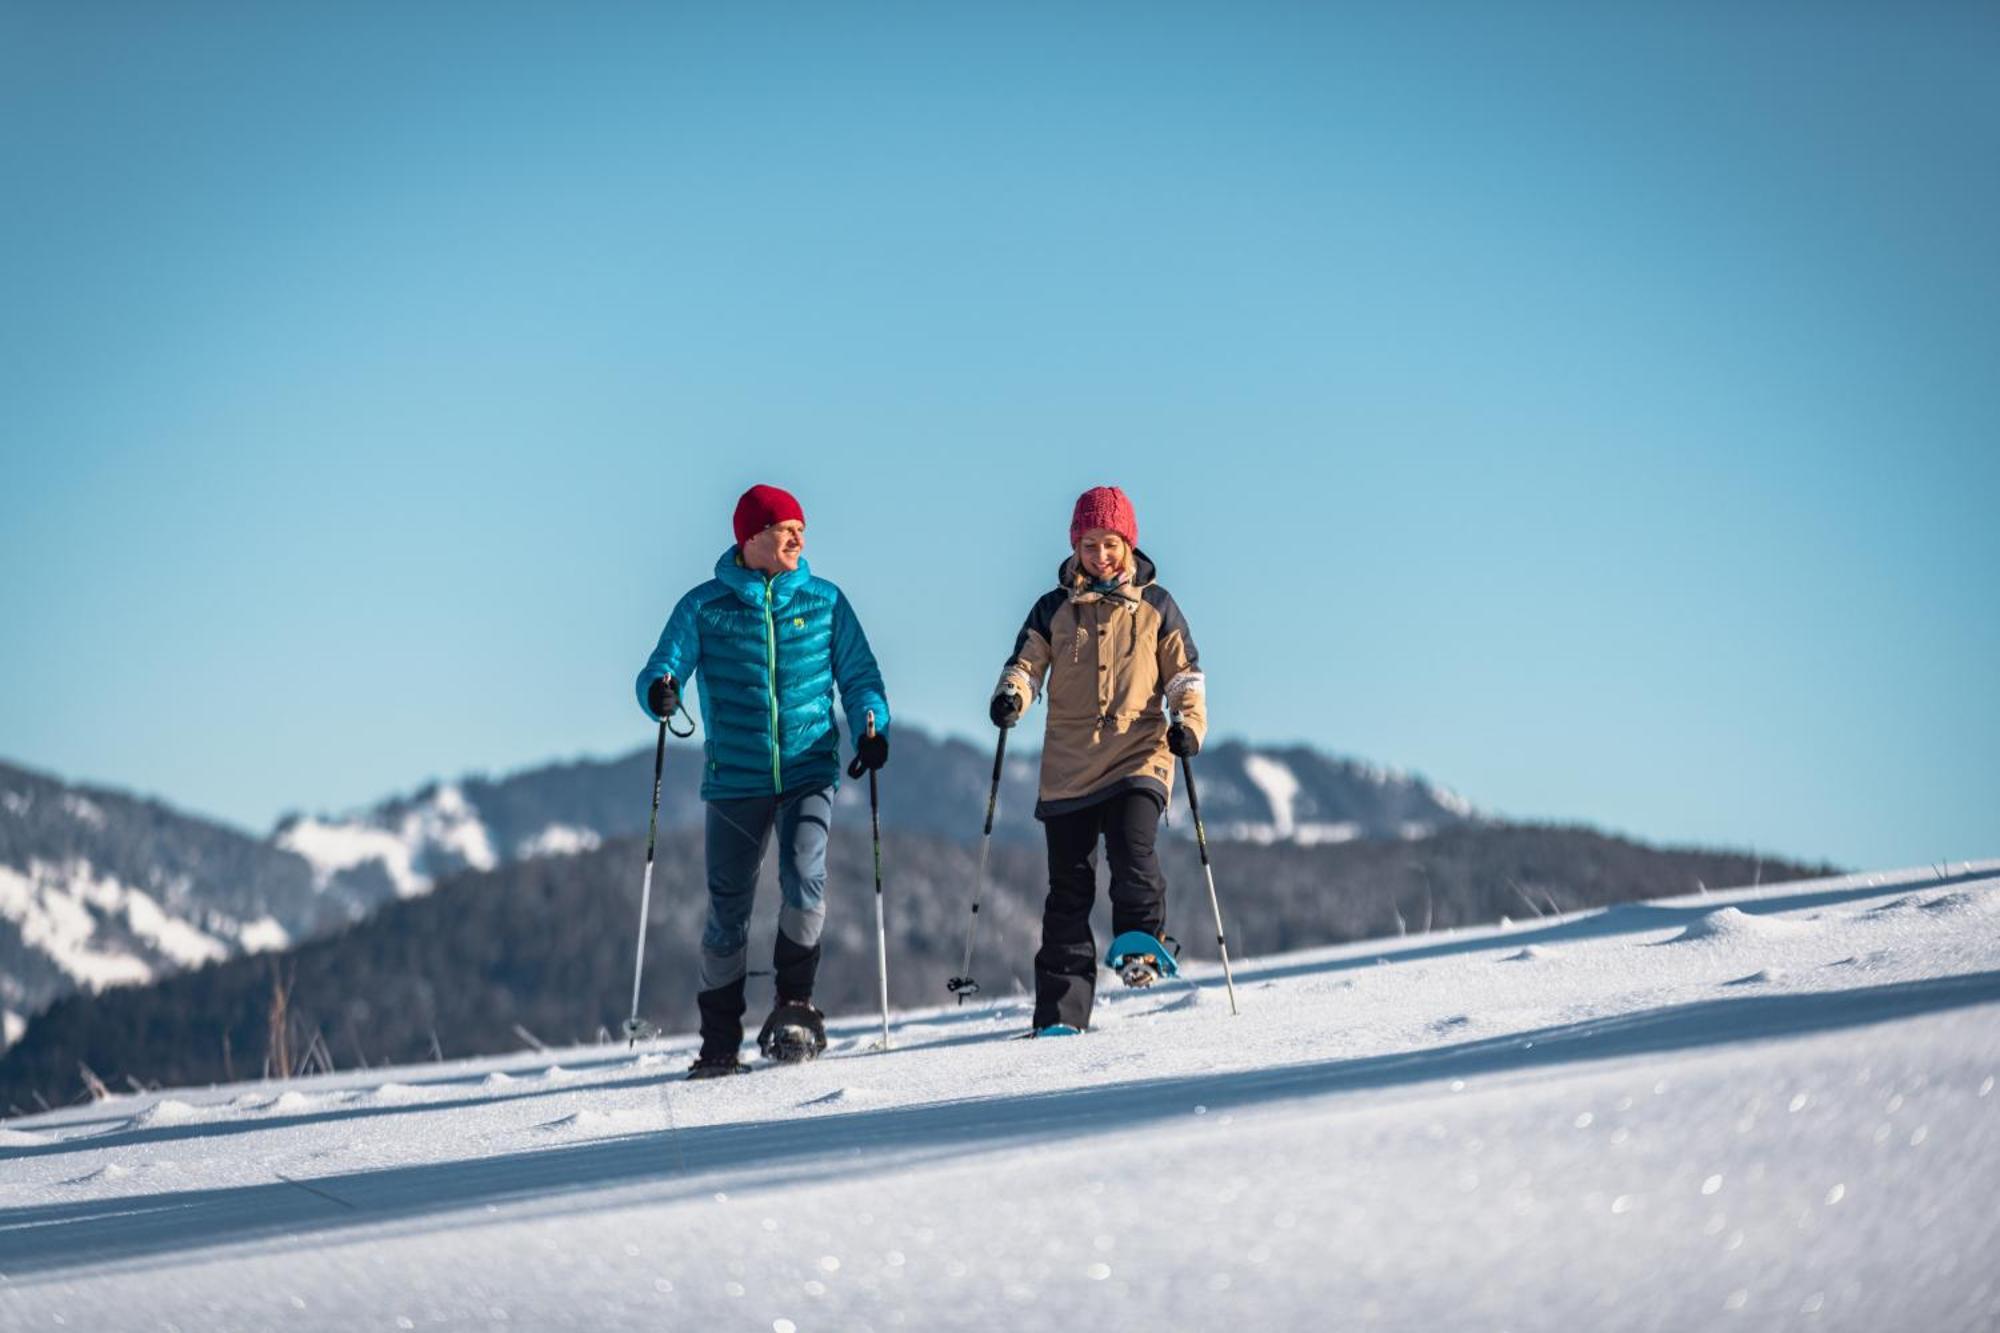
left=995, top=551, right=1207, bottom=819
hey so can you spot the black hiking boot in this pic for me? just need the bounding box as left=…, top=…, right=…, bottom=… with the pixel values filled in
left=687, top=1051, right=751, bottom=1080
left=757, top=998, right=827, bottom=1064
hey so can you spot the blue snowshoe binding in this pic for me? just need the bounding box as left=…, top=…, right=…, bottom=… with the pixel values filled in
left=1104, top=931, right=1181, bottom=989
left=1034, top=1023, right=1083, bottom=1038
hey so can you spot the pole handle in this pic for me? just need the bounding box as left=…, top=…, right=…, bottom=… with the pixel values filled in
left=1173, top=712, right=1212, bottom=868
left=982, top=725, right=1007, bottom=836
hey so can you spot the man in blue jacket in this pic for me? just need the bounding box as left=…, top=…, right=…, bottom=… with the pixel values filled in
left=636, top=484, right=890, bottom=1077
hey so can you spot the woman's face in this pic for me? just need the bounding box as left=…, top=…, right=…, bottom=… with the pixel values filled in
left=1077, top=528, right=1129, bottom=582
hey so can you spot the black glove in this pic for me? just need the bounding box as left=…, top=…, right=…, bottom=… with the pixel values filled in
left=847, top=729, right=888, bottom=778
left=1167, top=721, right=1199, bottom=758
left=989, top=691, right=1023, bottom=729
left=646, top=675, right=679, bottom=720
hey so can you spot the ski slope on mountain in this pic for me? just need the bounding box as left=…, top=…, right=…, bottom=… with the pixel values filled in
left=3, top=863, right=1996, bottom=1331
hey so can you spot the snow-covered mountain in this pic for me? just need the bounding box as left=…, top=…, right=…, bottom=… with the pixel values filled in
left=2, top=861, right=1993, bottom=1329
left=1171, top=740, right=1476, bottom=843
left=0, top=762, right=347, bottom=1047
left=0, top=819, right=1835, bottom=1109
left=0, top=733, right=1474, bottom=1050
left=276, top=782, right=503, bottom=900
left=272, top=731, right=1480, bottom=895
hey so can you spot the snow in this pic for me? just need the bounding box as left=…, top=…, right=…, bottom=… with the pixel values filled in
left=233, top=915, right=291, bottom=954
left=1, top=1010, right=23, bottom=1050
left=275, top=783, right=497, bottom=898
left=0, top=789, right=29, bottom=817
left=1, top=860, right=1996, bottom=1330
left=1215, top=817, right=1365, bottom=846
left=277, top=817, right=429, bottom=897
left=1241, top=753, right=1301, bottom=838
left=123, top=1099, right=203, bottom=1128
left=1293, top=819, right=1363, bottom=844
left=59, top=793, right=106, bottom=828
left=116, top=883, right=229, bottom=970
left=0, top=853, right=282, bottom=1021
left=1427, top=780, right=1477, bottom=818
left=516, top=823, right=605, bottom=859
left=263, top=1091, right=323, bottom=1114
left=0, top=860, right=164, bottom=991
left=418, top=783, right=498, bottom=873
left=1664, top=905, right=1814, bottom=944
left=1226, top=755, right=1371, bottom=844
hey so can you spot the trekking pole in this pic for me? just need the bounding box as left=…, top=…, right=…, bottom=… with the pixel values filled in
left=623, top=718, right=669, bottom=1045
left=947, top=725, right=1007, bottom=1002
left=1176, top=726, right=1240, bottom=1017
left=864, top=710, right=891, bottom=1050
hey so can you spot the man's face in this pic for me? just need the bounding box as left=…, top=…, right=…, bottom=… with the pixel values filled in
left=743, top=519, right=806, bottom=574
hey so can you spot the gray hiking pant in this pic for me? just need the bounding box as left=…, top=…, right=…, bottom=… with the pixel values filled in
left=699, top=785, right=834, bottom=1003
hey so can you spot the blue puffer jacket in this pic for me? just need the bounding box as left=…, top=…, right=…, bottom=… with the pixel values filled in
left=635, top=548, right=890, bottom=801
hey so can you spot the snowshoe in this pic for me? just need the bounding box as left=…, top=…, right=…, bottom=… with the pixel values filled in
left=1118, top=955, right=1161, bottom=988
left=686, top=1053, right=750, bottom=1080
left=1034, top=1023, right=1083, bottom=1038
left=1104, top=931, right=1182, bottom=989
left=758, top=999, right=827, bottom=1064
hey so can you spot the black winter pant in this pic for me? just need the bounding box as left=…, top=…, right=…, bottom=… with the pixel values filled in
left=1034, top=790, right=1167, bottom=1031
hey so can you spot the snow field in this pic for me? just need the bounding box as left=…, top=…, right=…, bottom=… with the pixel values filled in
left=0, top=863, right=1995, bottom=1330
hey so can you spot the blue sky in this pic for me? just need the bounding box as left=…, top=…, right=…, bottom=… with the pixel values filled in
left=3, top=2, right=1994, bottom=871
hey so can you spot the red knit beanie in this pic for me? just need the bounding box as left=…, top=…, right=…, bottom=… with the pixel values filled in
left=1069, top=485, right=1137, bottom=548
left=733, top=484, right=806, bottom=545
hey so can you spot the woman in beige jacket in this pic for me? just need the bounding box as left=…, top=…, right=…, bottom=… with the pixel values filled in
left=990, top=485, right=1208, bottom=1034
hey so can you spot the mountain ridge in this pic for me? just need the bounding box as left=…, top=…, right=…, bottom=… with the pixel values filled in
left=0, top=728, right=1824, bottom=1075
left=0, top=816, right=1840, bottom=1110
